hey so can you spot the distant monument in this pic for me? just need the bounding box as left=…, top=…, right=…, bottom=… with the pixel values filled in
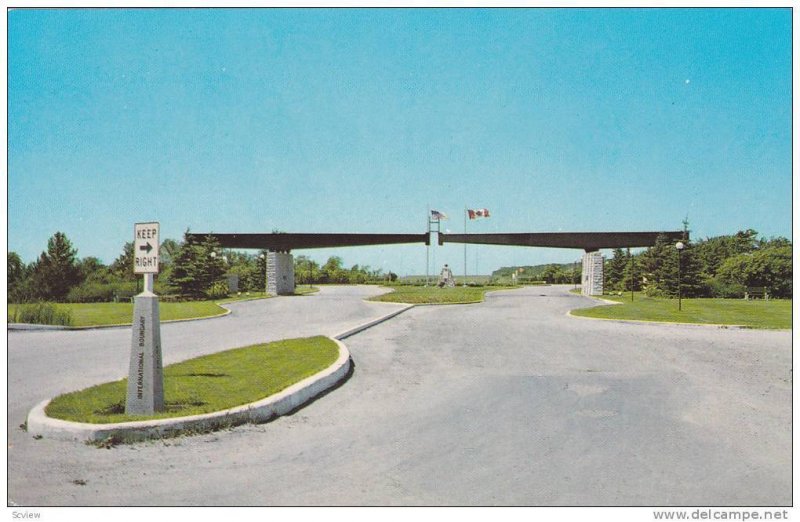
left=438, top=264, right=455, bottom=288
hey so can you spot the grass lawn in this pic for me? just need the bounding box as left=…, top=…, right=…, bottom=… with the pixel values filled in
left=8, top=287, right=320, bottom=327
left=369, top=285, right=516, bottom=305
left=572, top=293, right=792, bottom=329
left=45, top=336, right=340, bottom=424
left=8, top=301, right=229, bottom=327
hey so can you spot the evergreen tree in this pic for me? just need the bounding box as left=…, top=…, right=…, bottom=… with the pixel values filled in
left=639, top=235, right=704, bottom=298
left=605, top=248, right=628, bottom=291
left=621, top=250, right=641, bottom=293
left=169, top=233, right=200, bottom=296
left=168, top=233, right=226, bottom=297
left=29, top=232, right=82, bottom=301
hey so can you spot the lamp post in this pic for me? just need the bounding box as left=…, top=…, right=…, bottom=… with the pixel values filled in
left=628, top=247, right=634, bottom=302
left=675, top=242, right=685, bottom=311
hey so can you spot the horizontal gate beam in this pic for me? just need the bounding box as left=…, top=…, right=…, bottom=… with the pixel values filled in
left=187, top=232, right=430, bottom=251
left=438, top=231, right=686, bottom=251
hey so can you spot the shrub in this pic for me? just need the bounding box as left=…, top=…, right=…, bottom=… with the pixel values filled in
left=706, top=277, right=746, bottom=299
left=11, top=302, right=72, bottom=326
left=204, top=281, right=230, bottom=300
left=67, top=282, right=138, bottom=303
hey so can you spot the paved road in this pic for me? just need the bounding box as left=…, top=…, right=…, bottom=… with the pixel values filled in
left=7, top=285, right=791, bottom=506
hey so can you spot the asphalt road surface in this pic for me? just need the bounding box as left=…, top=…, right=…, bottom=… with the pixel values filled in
left=7, top=285, right=791, bottom=506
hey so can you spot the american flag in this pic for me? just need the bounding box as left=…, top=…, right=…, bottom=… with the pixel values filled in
left=431, top=210, right=448, bottom=221
left=467, top=208, right=490, bottom=219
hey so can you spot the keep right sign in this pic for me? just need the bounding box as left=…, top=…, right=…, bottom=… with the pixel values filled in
left=134, top=222, right=160, bottom=274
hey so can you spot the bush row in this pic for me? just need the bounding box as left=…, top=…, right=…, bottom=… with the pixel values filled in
left=10, top=302, right=72, bottom=326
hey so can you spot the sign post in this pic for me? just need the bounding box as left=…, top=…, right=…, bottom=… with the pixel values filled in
left=126, top=222, right=164, bottom=415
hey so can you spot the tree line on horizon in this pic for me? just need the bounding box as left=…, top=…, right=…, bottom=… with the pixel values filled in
left=495, top=229, right=791, bottom=299
left=7, top=228, right=791, bottom=303
left=7, top=231, right=397, bottom=303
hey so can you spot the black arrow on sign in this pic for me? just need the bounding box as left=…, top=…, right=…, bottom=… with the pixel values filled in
left=139, top=242, right=153, bottom=254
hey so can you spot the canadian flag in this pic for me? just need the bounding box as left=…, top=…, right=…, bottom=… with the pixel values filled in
left=467, top=208, right=490, bottom=219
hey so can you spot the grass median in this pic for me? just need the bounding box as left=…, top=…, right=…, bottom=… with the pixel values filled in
left=45, top=336, right=340, bottom=424
left=8, top=301, right=228, bottom=327
left=571, top=293, right=791, bottom=329
left=9, top=287, right=320, bottom=327
left=369, top=285, right=516, bottom=305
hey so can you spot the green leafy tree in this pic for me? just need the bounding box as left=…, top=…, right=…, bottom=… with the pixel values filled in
left=77, top=256, right=108, bottom=283
left=294, top=255, right=319, bottom=285
left=253, top=250, right=267, bottom=291
left=223, top=250, right=263, bottom=292
left=693, top=229, right=759, bottom=279
left=717, top=245, right=792, bottom=298
left=8, top=252, right=29, bottom=302
left=109, top=242, right=137, bottom=282
left=541, top=264, right=568, bottom=284
left=29, top=232, right=82, bottom=301
left=322, top=256, right=347, bottom=283
left=157, top=238, right=182, bottom=285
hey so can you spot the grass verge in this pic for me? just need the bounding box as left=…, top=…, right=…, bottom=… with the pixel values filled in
left=369, top=285, right=515, bottom=305
left=45, top=336, right=339, bottom=424
left=10, top=287, right=321, bottom=327
left=9, top=301, right=228, bottom=327
left=571, top=293, right=791, bottom=329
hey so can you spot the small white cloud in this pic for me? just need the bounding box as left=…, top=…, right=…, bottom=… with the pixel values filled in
left=685, top=79, right=690, bottom=84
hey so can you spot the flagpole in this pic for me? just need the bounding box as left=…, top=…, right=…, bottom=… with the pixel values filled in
left=463, top=206, right=467, bottom=286
left=426, top=205, right=430, bottom=286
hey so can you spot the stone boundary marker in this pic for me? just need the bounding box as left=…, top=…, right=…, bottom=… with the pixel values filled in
left=25, top=304, right=414, bottom=443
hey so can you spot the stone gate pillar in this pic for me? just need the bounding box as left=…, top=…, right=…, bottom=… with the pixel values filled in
left=266, top=251, right=295, bottom=296
left=582, top=250, right=604, bottom=296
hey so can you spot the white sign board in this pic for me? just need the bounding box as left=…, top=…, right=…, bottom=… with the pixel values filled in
left=134, top=222, right=160, bottom=274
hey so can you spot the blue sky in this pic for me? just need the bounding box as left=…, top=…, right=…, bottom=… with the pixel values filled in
left=8, top=8, right=793, bottom=276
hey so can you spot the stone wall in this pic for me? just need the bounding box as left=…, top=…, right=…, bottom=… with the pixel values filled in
left=267, top=252, right=295, bottom=295
left=581, top=251, right=604, bottom=296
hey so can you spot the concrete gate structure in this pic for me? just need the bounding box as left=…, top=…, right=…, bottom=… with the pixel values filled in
left=186, top=233, right=430, bottom=295
left=188, top=230, right=685, bottom=296
left=437, top=231, right=687, bottom=296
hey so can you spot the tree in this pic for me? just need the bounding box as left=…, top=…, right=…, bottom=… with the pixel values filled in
left=620, top=251, right=641, bottom=293
left=8, top=252, right=28, bottom=302
left=322, top=256, right=346, bottom=283
left=109, top=242, right=137, bottom=281
left=693, top=229, right=759, bottom=279
left=294, top=255, right=319, bottom=285
left=77, top=256, right=107, bottom=283
left=253, top=250, right=267, bottom=291
left=159, top=238, right=181, bottom=267
left=605, top=249, right=628, bottom=291
left=717, top=245, right=792, bottom=298
left=540, top=264, right=560, bottom=284
left=639, top=234, right=703, bottom=298
left=28, top=232, right=82, bottom=301
left=168, top=232, right=226, bottom=298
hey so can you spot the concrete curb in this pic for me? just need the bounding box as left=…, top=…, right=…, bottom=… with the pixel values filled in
left=25, top=304, right=412, bottom=443
left=334, top=304, right=414, bottom=340
left=27, top=338, right=352, bottom=443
